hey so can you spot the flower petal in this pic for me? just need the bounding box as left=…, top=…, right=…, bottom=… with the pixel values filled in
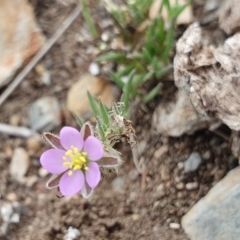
left=40, top=149, right=67, bottom=174
left=60, top=126, right=84, bottom=150
left=59, top=170, right=84, bottom=196
left=97, top=157, right=119, bottom=167
left=43, top=133, right=65, bottom=150
left=80, top=122, right=94, bottom=141
left=81, top=182, right=93, bottom=199
left=46, top=171, right=67, bottom=189
left=84, top=136, right=104, bottom=161
left=85, top=162, right=101, bottom=188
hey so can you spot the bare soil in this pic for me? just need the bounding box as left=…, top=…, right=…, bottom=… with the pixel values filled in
left=0, top=1, right=235, bottom=239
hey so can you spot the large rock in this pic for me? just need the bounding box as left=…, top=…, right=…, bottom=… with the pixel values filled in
left=0, top=0, right=44, bottom=87
left=182, top=167, right=240, bottom=240
left=67, top=74, right=117, bottom=119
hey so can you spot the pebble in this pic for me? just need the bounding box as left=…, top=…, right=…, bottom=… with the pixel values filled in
left=27, top=136, right=42, bottom=153
left=88, top=62, right=100, bottom=76
left=176, top=182, right=185, bottom=190
left=6, top=193, right=17, bottom=202
left=38, top=168, right=49, bottom=178
left=132, top=214, right=140, bottom=221
left=64, top=226, right=81, bottom=240
left=9, top=114, right=21, bottom=126
left=29, top=97, right=61, bottom=131
left=186, top=182, right=199, bottom=191
left=10, top=148, right=29, bottom=182
left=112, top=177, right=125, bottom=192
left=154, top=145, right=169, bottom=159
left=23, top=176, right=38, bottom=187
left=184, top=152, right=202, bottom=173
left=177, top=162, right=184, bottom=170
left=66, top=74, right=116, bottom=119
left=128, top=169, right=139, bottom=181
left=182, top=167, right=240, bottom=240
left=169, top=223, right=181, bottom=229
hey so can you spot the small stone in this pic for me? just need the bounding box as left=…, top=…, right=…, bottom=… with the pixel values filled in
left=64, top=226, right=81, bottom=240
left=88, top=62, right=100, bottom=76
left=38, top=168, right=49, bottom=178
left=154, top=145, right=169, bottom=159
left=9, top=114, right=21, bottom=126
left=178, top=162, right=184, bottom=170
left=112, top=177, right=125, bottom=192
left=101, top=32, right=109, bottom=42
left=27, top=136, right=42, bottom=152
left=153, top=201, right=160, bottom=210
left=169, top=223, right=180, bottom=229
left=6, top=193, right=17, bottom=202
left=186, top=182, right=199, bottom=191
left=132, top=214, right=140, bottom=221
left=128, top=169, right=139, bottom=181
left=66, top=74, right=116, bottom=120
left=184, top=152, right=202, bottom=173
left=0, top=0, right=44, bottom=87
left=203, top=150, right=211, bottom=160
left=9, top=213, right=20, bottom=223
left=176, top=182, right=185, bottom=190
left=160, top=164, right=170, bottom=180
left=10, top=148, right=29, bottom=182
left=29, top=97, right=61, bottom=131
left=23, top=176, right=38, bottom=187
left=182, top=167, right=240, bottom=240
left=0, top=203, right=13, bottom=222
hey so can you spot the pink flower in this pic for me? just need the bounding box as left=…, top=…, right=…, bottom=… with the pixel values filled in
left=40, top=123, right=121, bottom=198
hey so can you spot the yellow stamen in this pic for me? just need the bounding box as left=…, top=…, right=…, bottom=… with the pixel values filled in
left=62, top=146, right=89, bottom=175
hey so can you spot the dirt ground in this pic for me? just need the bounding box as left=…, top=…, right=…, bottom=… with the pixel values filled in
left=0, top=0, right=235, bottom=239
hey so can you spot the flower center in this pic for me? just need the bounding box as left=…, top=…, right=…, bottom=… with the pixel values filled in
left=62, top=146, right=89, bottom=176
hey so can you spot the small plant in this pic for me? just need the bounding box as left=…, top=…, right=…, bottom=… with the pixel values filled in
left=98, top=0, right=190, bottom=115
left=39, top=93, right=136, bottom=198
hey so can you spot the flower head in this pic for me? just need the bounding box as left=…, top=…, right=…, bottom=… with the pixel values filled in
left=41, top=126, right=103, bottom=196
left=41, top=123, right=121, bottom=198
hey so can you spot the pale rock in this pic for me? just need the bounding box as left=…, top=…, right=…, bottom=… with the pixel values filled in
left=9, top=114, right=21, bottom=126
left=27, top=136, right=42, bottom=153
left=182, top=167, right=240, bottom=240
left=169, top=223, right=180, bottom=229
left=152, top=90, right=217, bottom=137
left=176, top=182, right=185, bottom=190
left=9, top=213, right=20, bottom=223
left=38, top=168, right=49, bottom=178
left=35, top=64, right=51, bottom=86
left=0, top=203, right=13, bottom=222
left=112, top=177, right=125, bottom=192
left=6, top=193, right=17, bottom=202
left=23, top=176, right=38, bottom=188
left=0, top=0, right=44, bottom=87
left=154, top=145, right=169, bottom=159
left=10, top=148, right=29, bottom=182
left=88, top=62, right=100, bottom=76
left=64, top=226, right=81, bottom=240
left=186, top=182, right=199, bottom=190
left=184, top=152, right=202, bottom=173
left=67, top=74, right=116, bottom=119
left=29, top=97, right=61, bottom=131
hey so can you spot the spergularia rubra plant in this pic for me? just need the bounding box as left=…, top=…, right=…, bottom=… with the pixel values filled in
left=40, top=98, right=136, bottom=199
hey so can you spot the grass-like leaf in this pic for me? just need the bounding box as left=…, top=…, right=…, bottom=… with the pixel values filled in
left=87, top=91, right=100, bottom=117
left=144, top=84, right=162, bottom=103
left=99, top=99, right=110, bottom=128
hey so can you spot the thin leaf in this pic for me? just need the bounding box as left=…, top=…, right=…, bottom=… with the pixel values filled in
left=99, top=99, right=110, bottom=127
left=144, top=84, right=162, bottom=103
left=96, top=117, right=106, bottom=141
left=87, top=91, right=100, bottom=116
left=73, top=113, right=84, bottom=128
left=96, top=52, right=126, bottom=62
left=110, top=72, right=124, bottom=88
